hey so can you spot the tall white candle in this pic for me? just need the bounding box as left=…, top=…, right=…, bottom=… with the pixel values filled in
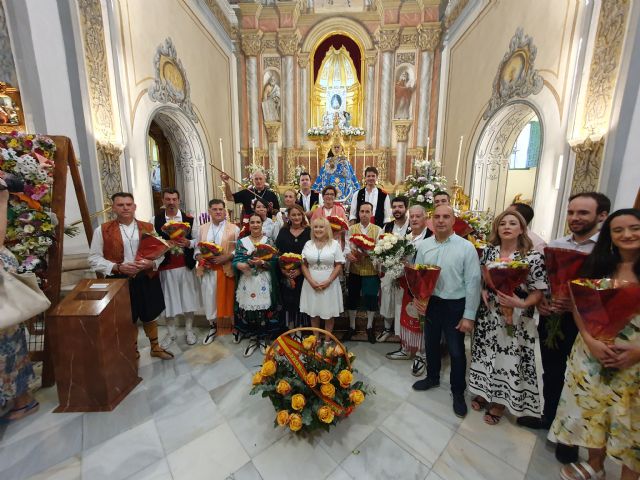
left=218, top=138, right=224, bottom=172
left=251, top=138, right=256, bottom=166
left=308, top=149, right=311, bottom=173
left=426, top=136, right=430, bottom=161
left=455, top=135, right=463, bottom=183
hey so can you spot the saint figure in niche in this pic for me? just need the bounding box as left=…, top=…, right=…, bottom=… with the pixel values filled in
left=394, top=68, right=415, bottom=120
left=312, top=144, right=360, bottom=204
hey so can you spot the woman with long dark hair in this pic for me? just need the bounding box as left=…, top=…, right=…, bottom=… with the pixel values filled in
left=551, top=208, right=640, bottom=480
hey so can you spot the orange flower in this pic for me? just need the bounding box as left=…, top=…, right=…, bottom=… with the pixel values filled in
left=320, top=383, right=336, bottom=399
left=302, top=335, right=317, bottom=350
left=252, top=372, right=264, bottom=385
left=337, top=369, right=353, bottom=388
left=318, top=370, right=333, bottom=384
left=317, top=406, right=335, bottom=424
left=260, top=360, right=277, bottom=377
left=276, top=380, right=292, bottom=395
left=291, top=393, right=306, bottom=411
left=276, top=410, right=290, bottom=426
left=306, top=371, right=318, bottom=388
left=289, top=413, right=303, bottom=432
left=349, top=389, right=365, bottom=405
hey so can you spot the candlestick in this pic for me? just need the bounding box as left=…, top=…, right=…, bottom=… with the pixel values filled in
left=308, top=149, right=311, bottom=173
left=218, top=138, right=224, bottom=172
left=426, top=136, right=430, bottom=161
left=315, top=148, right=319, bottom=177
left=455, top=135, right=463, bottom=183
left=251, top=138, right=256, bottom=166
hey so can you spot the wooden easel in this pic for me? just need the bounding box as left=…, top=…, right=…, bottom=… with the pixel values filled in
left=30, top=136, right=92, bottom=387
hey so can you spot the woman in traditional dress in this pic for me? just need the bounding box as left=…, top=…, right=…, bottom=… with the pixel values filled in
left=0, top=176, right=38, bottom=421
left=469, top=210, right=547, bottom=425
left=300, top=217, right=345, bottom=344
left=551, top=209, right=640, bottom=480
left=232, top=213, right=281, bottom=357
left=275, top=204, right=311, bottom=331
left=311, top=185, right=349, bottom=248
left=273, top=188, right=297, bottom=241
left=253, top=198, right=275, bottom=241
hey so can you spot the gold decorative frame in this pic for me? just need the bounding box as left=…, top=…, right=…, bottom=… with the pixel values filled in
left=0, top=82, right=25, bottom=133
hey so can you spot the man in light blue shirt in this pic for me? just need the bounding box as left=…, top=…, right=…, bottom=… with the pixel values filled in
left=411, top=205, right=481, bottom=418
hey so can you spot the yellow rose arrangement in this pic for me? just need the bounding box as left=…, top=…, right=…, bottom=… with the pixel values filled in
left=250, top=328, right=374, bottom=433
left=318, top=370, right=333, bottom=384
left=291, top=393, right=306, bottom=411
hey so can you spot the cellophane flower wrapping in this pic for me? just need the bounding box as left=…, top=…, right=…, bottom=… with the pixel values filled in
left=327, top=215, right=348, bottom=232
left=569, top=278, right=640, bottom=342
left=482, top=259, right=530, bottom=335
left=349, top=233, right=375, bottom=252
left=544, top=247, right=588, bottom=301
left=197, top=241, right=223, bottom=269
left=254, top=243, right=278, bottom=261
left=135, top=233, right=170, bottom=261
left=161, top=221, right=191, bottom=240
left=370, top=233, right=416, bottom=285
left=403, top=264, right=441, bottom=303
left=279, top=253, right=303, bottom=288
left=453, top=217, right=473, bottom=237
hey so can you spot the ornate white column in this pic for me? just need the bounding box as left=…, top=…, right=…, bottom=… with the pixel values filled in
left=298, top=52, right=309, bottom=145
left=416, top=24, right=441, bottom=149
left=393, top=120, right=412, bottom=183
left=377, top=27, right=400, bottom=149
left=278, top=30, right=300, bottom=182
left=241, top=31, right=263, bottom=148
left=265, top=121, right=281, bottom=180
left=364, top=50, right=377, bottom=147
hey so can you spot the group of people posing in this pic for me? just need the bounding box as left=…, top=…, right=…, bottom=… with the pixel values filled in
left=85, top=165, right=640, bottom=480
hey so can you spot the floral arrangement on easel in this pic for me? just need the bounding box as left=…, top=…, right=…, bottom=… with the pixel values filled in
left=0, top=131, right=56, bottom=275
left=250, top=328, right=374, bottom=433
left=404, top=159, right=447, bottom=211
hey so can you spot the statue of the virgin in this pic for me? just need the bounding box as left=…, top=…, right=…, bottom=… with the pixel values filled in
left=312, top=143, right=360, bottom=204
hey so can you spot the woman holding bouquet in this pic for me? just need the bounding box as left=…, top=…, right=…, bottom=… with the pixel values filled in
left=300, top=217, right=345, bottom=343
left=275, top=204, right=311, bottom=330
left=551, top=209, right=640, bottom=480
left=469, top=210, right=548, bottom=425
left=232, top=213, right=281, bottom=357
left=311, top=185, right=348, bottom=247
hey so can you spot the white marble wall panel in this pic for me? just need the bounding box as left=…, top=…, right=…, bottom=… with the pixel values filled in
left=417, top=50, right=434, bottom=147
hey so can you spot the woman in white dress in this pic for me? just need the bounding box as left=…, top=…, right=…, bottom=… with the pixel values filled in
left=300, top=217, right=345, bottom=343
left=272, top=189, right=297, bottom=241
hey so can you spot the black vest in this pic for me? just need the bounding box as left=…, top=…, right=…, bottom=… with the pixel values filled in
left=296, top=190, right=320, bottom=212
left=383, top=220, right=411, bottom=236
left=356, top=188, right=388, bottom=227
left=154, top=211, right=196, bottom=270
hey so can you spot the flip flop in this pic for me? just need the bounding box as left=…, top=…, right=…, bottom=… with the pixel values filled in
left=560, top=462, right=605, bottom=480
left=471, top=396, right=488, bottom=411
left=1, top=400, right=39, bottom=422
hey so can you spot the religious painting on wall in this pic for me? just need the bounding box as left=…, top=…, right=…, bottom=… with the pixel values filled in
left=261, top=70, right=281, bottom=122
left=0, top=82, right=24, bottom=132
left=393, top=64, right=416, bottom=120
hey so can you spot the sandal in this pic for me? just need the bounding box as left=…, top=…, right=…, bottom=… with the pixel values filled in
left=471, top=395, right=488, bottom=412
left=560, top=462, right=605, bottom=480
left=1, top=400, right=39, bottom=422
left=150, top=346, right=174, bottom=360
left=483, top=404, right=505, bottom=425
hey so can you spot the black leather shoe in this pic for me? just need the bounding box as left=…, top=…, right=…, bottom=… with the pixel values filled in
left=452, top=394, right=468, bottom=418
left=555, top=443, right=579, bottom=464
left=517, top=416, right=550, bottom=430
left=366, top=328, right=376, bottom=344
left=412, top=378, right=440, bottom=391
left=343, top=327, right=355, bottom=342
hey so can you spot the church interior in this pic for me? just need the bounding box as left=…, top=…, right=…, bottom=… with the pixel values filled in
left=0, top=0, right=639, bottom=479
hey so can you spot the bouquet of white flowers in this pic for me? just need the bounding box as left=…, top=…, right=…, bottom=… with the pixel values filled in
left=370, top=233, right=417, bottom=286
left=404, top=159, right=447, bottom=211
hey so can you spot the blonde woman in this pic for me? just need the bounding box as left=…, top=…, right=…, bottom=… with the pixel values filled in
left=273, top=189, right=297, bottom=240
left=300, top=217, right=345, bottom=342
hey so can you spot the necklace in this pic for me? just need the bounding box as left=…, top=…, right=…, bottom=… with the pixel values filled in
left=119, top=222, right=138, bottom=259
left=316, top=242, right=324, bottom=266
left=211, top=221, right=224, bottom=244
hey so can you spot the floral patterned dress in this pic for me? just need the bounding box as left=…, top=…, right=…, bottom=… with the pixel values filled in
left=0, top=247, right=36, bottom=406
left=469, top=246, right=548, bottom=417
left=550, top=316, right=640, bottom=472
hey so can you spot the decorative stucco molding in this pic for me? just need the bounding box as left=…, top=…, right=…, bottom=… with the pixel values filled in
left=96, top=141, right=123, bottom=201
left=377, top=27, right=401, bottom=52
left=277, top=30, right=300, bottom=57
left=444, top=0, right=470, bottom=30
left=241, top=30, right=264, bottom=57
left=569, top=137, right=605, bottom=195
left=416, top=23, right=441, bottom=52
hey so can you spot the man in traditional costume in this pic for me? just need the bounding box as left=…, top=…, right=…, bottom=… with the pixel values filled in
left=378, top=195, right=411, bottom=342
left=221, top=170, right=279, bottom=219
left=195, top=199, right=240, bottom=345
left=88, top=192, right=173, bottom=360
left=343, top=202, right=381, bottom=344
left=296, top=171, right=322, bottom=219
left=349, top=166, right=391, bottom=227
left=152, top=189, right=200, bottom=347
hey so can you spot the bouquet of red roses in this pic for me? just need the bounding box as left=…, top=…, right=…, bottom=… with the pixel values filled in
left=253, top=243, right=278, bottom=261
left=349, top=233, right=375, bottom=261
left=483, top=259, right=530, bottom=335
left=279, top=253, right=303, bottom=288
left=404, top=264, right=441, bottom=323
left=453, top=218, right=473, bottom=237
left=544, top=247, right=588, bottom=302
left=197, top=241, right=223, bottom=270
left=161, top=221, right=191, bottom=240
left=135, top=233, right=170, bottom=261
left=327, top=215, right=348, bottom=233
left=569, top=278, right=640, bottom=343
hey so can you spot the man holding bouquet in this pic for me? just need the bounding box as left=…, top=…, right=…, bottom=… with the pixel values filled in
left=195, top=199, right=239, bottom=345
left=88, top=192, right=172, bottom=360
left=518, top=192, right=610, bottom=464
left=412, top=205, right=481, bottom=418
left=152, top=189, right=200, bottom=347
left=344, top=202, right=381, bottom=343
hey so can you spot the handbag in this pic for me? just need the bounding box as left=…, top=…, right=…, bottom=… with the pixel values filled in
left=0, top=268, right=51, bottom=329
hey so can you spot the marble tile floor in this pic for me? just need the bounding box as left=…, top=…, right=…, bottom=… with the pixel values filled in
left=0, top=328, right=624, bottom=480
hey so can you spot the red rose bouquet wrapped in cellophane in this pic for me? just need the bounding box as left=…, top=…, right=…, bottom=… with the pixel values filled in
left=197, top=241, right=223, bottom=270
left=254, top=243, right=278, bottom=261
left=279, top=253, right=303, bottom=288
left=569, top=278, right=640, bottom=343
left=404, top=264, right=441, bottom=324
left=349, top=233, right=375, bottom=261
left=327, top=215, right=348, bottom=233
left=135, top=233, right=170, bottom=261
left=483, top=259, right=530, bottom=335
left=161, top=221, right=191, bottom=240
left=544, top=247, right=588, bottom=302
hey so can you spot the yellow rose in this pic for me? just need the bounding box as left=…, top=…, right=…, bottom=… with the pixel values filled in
left=260, top=360, right=277, bottom=377
left=276, top=410, right=290, bottom=426
left=302, top=335, right=317, bottom=350
left=317, top=406, right=335, bottom=424
left=289, top=413, right=303, bottom=432
left=320, top=383, right=336, bottom=398
left=306, top=371, right=318, bottom=388
left=252, top=372, right=264, bottom=385
left=276, top=380, right=292, bottom=395
left=325, top=346, right=335, bottom=358
left=334, top=344, right=345, bottom=356
left=291, top=393, right=306, bottom=411
left=349, top=389, right=365, bottom=405
left=318, top=370, right=333, bottom=384
left=337, top=369, right=353, bottom=388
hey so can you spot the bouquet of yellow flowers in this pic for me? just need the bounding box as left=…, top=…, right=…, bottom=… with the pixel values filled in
left=250, top=328, right=375, bottom=433
left=279, top=252, right=303, bottom=289
left=197, top=241, right=223, bottom=270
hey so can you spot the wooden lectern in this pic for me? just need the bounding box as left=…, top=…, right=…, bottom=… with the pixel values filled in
left=48, top=279, right=141, bottom=412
